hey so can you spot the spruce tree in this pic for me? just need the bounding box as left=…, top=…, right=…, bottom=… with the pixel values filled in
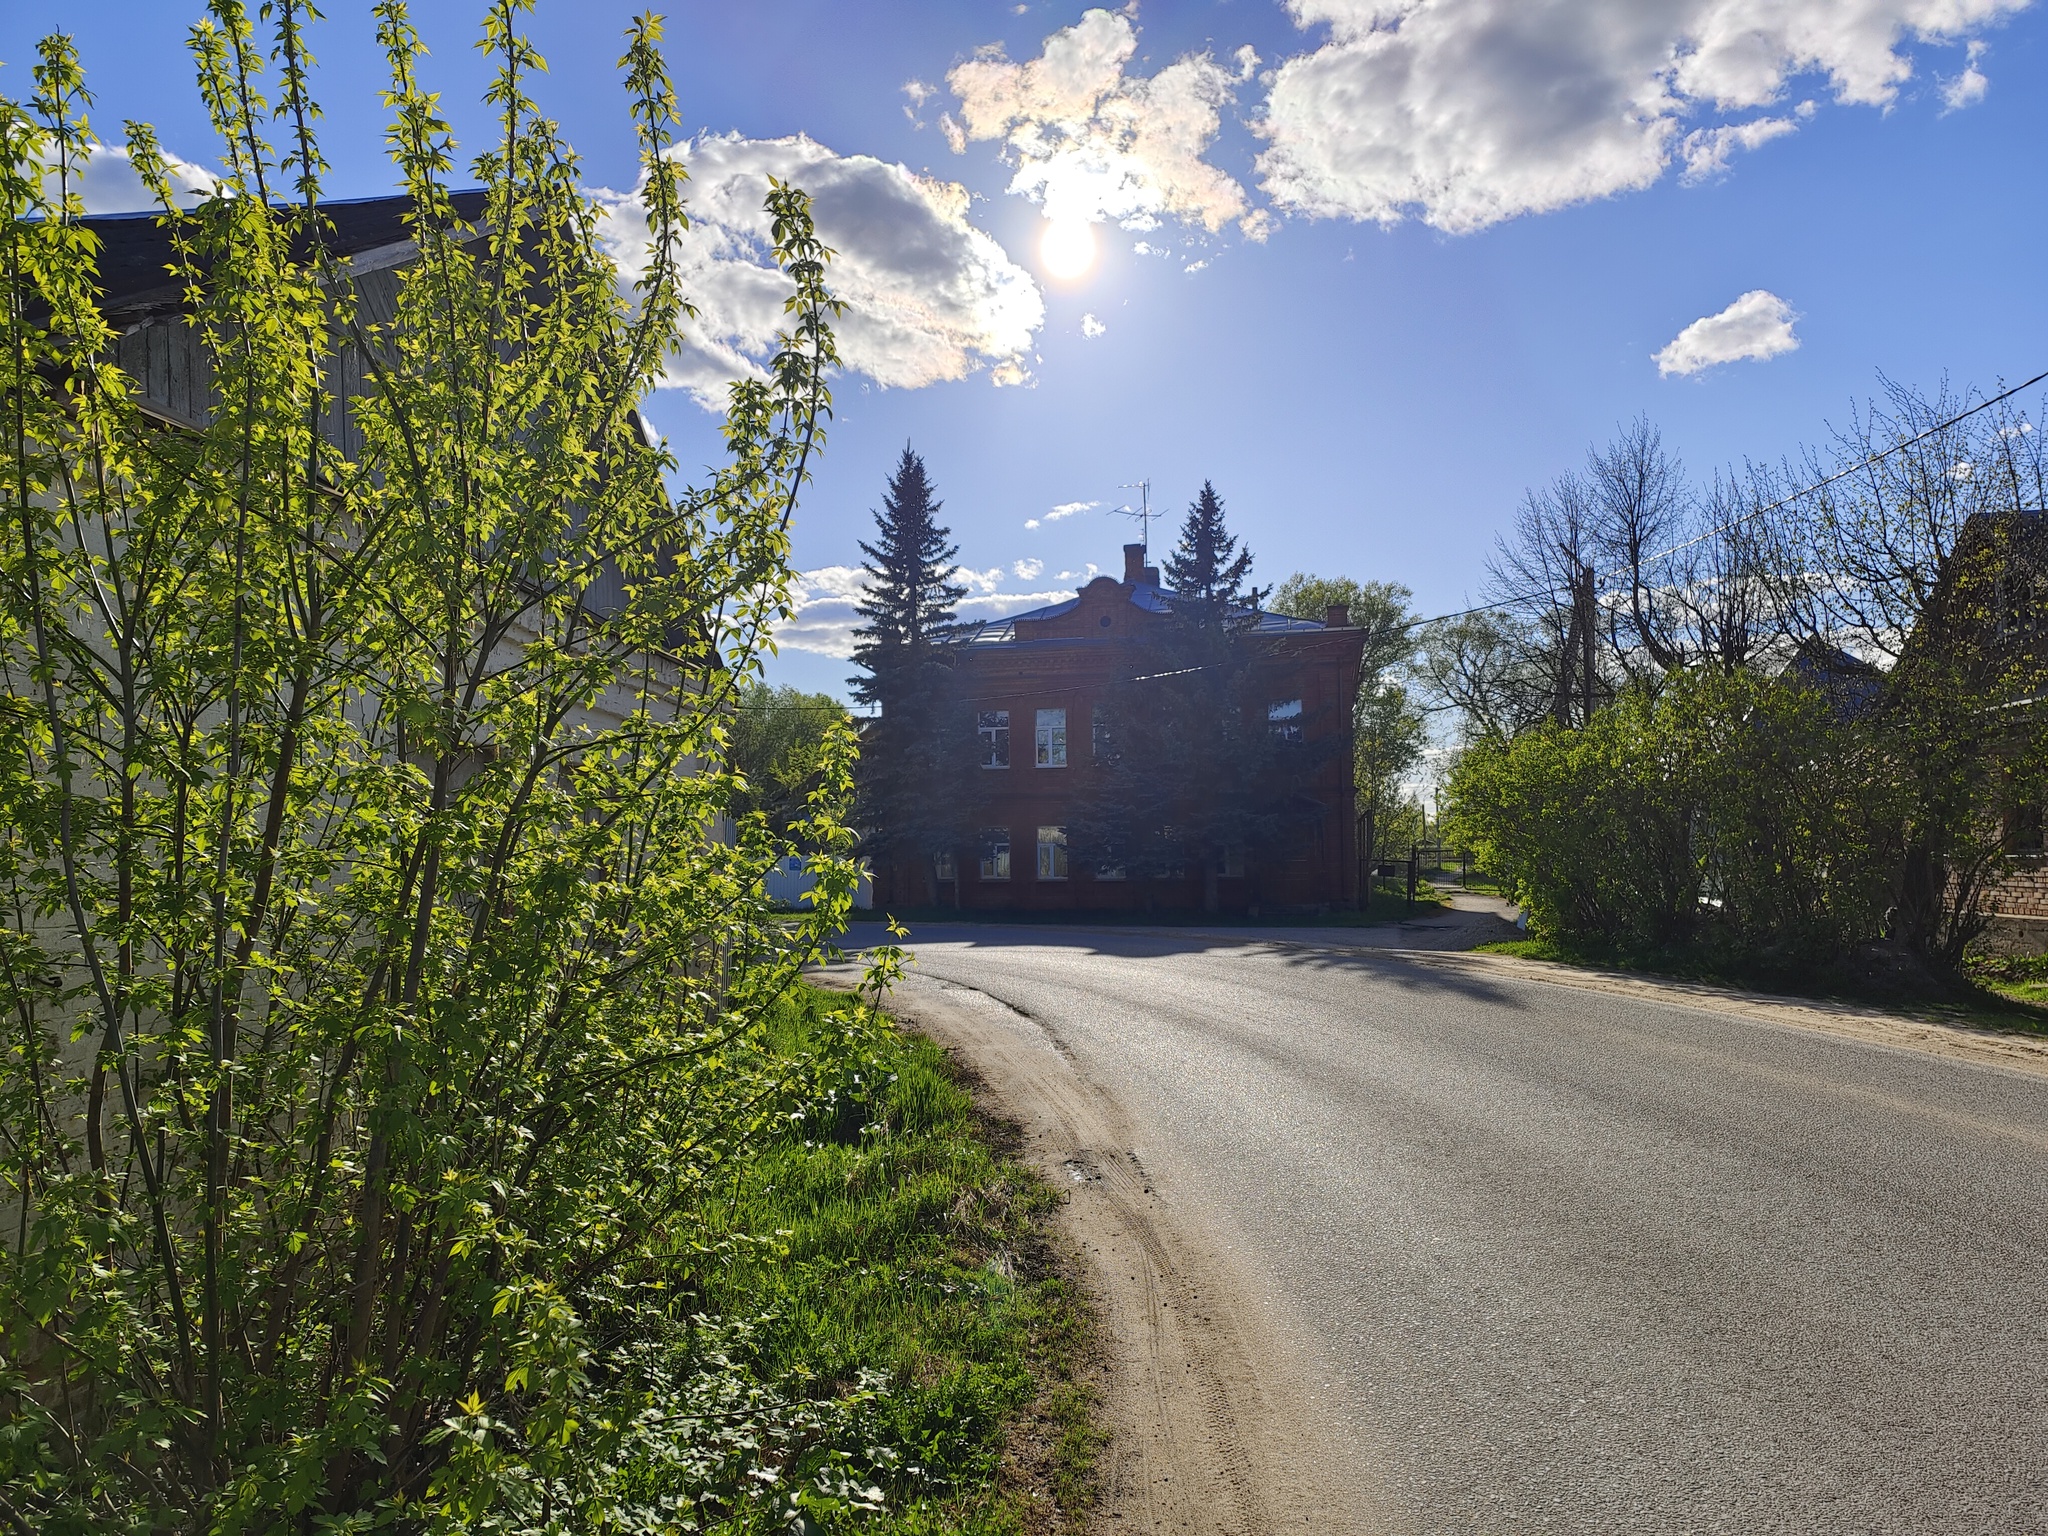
left=1163, top=479, right=1256, bottom=615
left=850, top=445, right=969, bottom=900
left=850, top=446, right=965, bottom=696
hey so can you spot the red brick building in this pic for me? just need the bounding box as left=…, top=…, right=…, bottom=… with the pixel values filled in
left=872, top=544, right=1368, bottom=914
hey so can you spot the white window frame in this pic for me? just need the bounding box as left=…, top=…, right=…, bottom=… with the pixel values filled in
left=1268, top=697, right=1304, bottom=743
left=935, top=850, right=957, bottom=881
left=978, top=827, right=1011, bottom=881
left=978, top=709, right=1011, bottom=769
left=1035, top=707, right=1068, bottom=768
left=1036, top=825, right=1068, bottom=881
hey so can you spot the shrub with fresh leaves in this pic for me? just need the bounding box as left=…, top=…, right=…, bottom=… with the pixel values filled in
left=1448, top=670, right=1901, bottom=966
left=0, top=5, right=886, bottom=1528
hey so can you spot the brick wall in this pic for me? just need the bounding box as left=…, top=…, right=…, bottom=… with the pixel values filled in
left=1985, top=857, right=2048, bottom=919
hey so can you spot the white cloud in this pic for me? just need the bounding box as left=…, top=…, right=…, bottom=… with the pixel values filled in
left=960, top=588, right=1078, bottom=620
left=955, top=565, right=1006, bottom=594
left=780, top=562, right=1074, bottom=655
left=40, top=141, right=216, bottom=214
left=1081, top=312, right=1107, bottom=337
left=593, top=133, right=1044, bottom=408
left=1680, top=117, right=1798, bottom=182
left=1184, top=258, right=1209, bottom=274
left=1025, top=497, right=1098, bottom=529
left=1653, top=289, right=1800, bottom=376
left=948, top=8, right=1264, bottom=237
left=1942, top=40, right=1990, bottom=109
left=1058, top=563, right=1105, bottom=581
left=1257, top=0, right=2030, bottom=233
left=778, top=565, right=870, bottom=658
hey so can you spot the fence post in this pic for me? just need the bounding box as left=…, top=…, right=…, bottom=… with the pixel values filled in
left=1358, top=806, right=1375, bottom=912
left=1406, top=846, right=1419, bottom=915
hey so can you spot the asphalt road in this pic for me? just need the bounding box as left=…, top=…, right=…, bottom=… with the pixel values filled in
left=867, top=923, right=2048, bottom=1533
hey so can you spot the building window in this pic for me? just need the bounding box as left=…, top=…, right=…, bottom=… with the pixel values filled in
left=1153, top=826, right=1187, bottom=878
left=1212, top=844, right=1246, bottom=878
left=2008, top=778, right=2044, bottom=855
left=1037, top=826, right=1069, bottom=880
left=1092, top=706, right=1115, bottom=763
left=978, top=710, right=1010, bottom=769
left=1268, top=698, right=1304, bottom=742
left=935, top=850, right=957, bottom=881
left=977, top=828, right=1011, bottom=881
left=1036, top=707, right=1068, bottom=767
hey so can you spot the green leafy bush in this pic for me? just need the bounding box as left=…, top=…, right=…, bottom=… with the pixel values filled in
left=0, top=8, right=929, bottom=1530
left=1448, top=670, right=1901, bottom=966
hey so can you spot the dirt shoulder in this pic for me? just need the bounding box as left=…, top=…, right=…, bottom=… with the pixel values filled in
left=1386, top=947, right=2048, bottom=1081
left=829, top=966, right=1383, bottom=1536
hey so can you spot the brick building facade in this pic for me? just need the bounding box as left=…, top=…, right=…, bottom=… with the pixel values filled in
left=871, top=544, right=1368, bottom=914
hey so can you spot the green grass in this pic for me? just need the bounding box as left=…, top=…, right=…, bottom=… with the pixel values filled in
left=1436, top=867, right=1505, bottom=897
left=1965, top=952, right=2048, bottom=1013
left=689, top=986, right=1101, bottom=1533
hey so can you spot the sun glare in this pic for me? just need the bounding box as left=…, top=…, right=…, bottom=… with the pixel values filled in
left=1041, top=216, right=1096, bottom=281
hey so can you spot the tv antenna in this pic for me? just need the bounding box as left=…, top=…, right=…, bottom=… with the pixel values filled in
left=1113, top=479, right=1154, bottom=556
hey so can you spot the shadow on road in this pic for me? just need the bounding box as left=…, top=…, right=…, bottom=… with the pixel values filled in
left=837, top=903, right=1533, bottom=1010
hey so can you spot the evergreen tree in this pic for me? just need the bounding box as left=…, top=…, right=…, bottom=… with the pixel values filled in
left=850, top=446, right=970, bottom=899
left=850, top=445, right=965, bottom=695
left=1163, top=479, right=1256, bottom=615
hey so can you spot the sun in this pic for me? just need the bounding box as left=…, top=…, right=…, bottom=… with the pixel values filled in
left=1041, top=216, right=1096, bottom=281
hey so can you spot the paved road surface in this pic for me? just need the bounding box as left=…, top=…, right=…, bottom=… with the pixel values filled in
left=856, top=924, right=2048, bottom=1534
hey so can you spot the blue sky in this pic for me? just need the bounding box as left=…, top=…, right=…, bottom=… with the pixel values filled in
left=9, top=0, right=2045, bottom=700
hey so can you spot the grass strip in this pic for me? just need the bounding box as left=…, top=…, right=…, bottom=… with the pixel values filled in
left=688, top=984, right=1101, bottom=1533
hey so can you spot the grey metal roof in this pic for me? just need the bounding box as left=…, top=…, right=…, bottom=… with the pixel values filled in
left=954, top=581, right=1328, bottom=645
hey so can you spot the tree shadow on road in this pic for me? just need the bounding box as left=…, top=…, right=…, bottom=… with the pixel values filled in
left=835, top=918, right=1534, bottom=1009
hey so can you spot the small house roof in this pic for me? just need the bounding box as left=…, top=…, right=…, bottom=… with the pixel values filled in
left=75, top=190, right=491, bottom=323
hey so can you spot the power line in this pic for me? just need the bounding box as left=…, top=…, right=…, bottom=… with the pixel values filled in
left=1398, top=367, right=2048, bottom=636
left=1617, top=367, right=2048, bottom=573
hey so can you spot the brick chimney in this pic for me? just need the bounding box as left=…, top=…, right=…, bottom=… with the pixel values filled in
left=1324, top=602, right=1350, bottom=628
left=1123, top=543, right=1147, bottom=583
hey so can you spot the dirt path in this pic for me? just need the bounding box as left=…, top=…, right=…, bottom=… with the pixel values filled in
left=836, top=968, right=1384, bottom=1535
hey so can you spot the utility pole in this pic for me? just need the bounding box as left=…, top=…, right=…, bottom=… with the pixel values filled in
left=1578, top=565, right=1598, bottom=727
left=1554, top=562, right=1598, bottom=728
